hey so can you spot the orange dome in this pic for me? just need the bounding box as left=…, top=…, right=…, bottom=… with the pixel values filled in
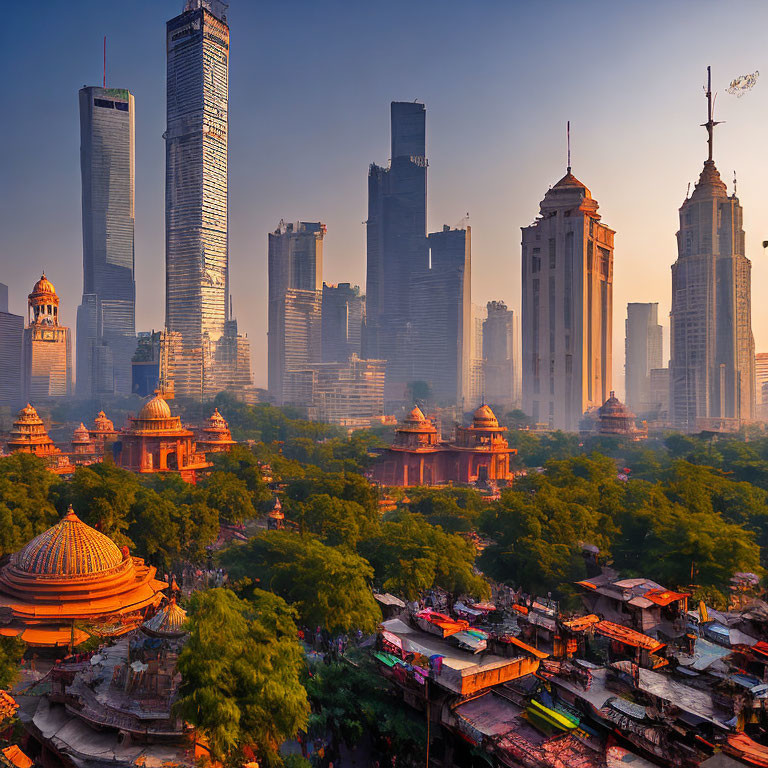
left=207, top=408, right=228, bottom=428
left=13, top=507, right=123, bottom=576
left=138, top=394, right=172, bottom=421
left=473, top=404, right=500, bottom=428
left=30, top=273, right=57, bottom=298
left=15, top=404, right=43, bottom=425
left=143, top=598, right=187, bottom=635
left=92, top=411, right=115, bottom=432
left=406, top=405, right=426, bottom=423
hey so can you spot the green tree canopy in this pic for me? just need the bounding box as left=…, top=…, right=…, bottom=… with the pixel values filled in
left=202, top=471, right=256, bottom=524
left=175, top=588, right=309, bottom=765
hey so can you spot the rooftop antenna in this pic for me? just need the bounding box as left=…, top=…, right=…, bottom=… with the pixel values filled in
left=103, top=35, right=106, bottom=89
left=733, top=170, right=737, bottom=196
left=702, top=65, right=723, bottom=162
left=566, top=120, right=571, bottom=173
left=686, top=182, right=691, bottom=199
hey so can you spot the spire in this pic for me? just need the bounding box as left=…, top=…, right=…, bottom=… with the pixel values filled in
left=566, top=120, right=571, bottom=174
left=701, top=66, right=723, bottom=162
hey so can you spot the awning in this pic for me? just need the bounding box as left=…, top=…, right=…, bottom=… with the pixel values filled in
left=594, top=620, right=665, bottom=653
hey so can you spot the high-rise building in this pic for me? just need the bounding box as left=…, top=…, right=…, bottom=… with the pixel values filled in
left=410, top=226, right=471, bottom=406
left=466, top=303, right=486, bottom=410
left=0, top=284, right=24, bottom=412
left=364, top=102, right=428, bottom=400
left=521, top=168, right=614, bottom=430
left=756, top=353, right=768, bottom=420
left=483, top=301, right=520, bottom=411
left=670, top=69, right=755, bottom=430
left=165, top=0, right=231, bottom=395
left=625, top=303, right=663, bottom=417
left=23, top=275, right=72, bottom=401
left=77, top=86, right=136, bottom=398
left=649, top=368, right=670, bottom=420
left=322, top=283, right=364, bottom=363
left=282, top=354, right=386, bottom=428
left=268, top=221, right=325, bottom=403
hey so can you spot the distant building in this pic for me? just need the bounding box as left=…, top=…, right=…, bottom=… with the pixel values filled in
left=596, top=392, right=647, bottom=440
left=6, top=403, right=72, bottom=475
left=625, top=303, right=663, bottom=417
left=670, top=70, right=755, bottom=430
left=322, top=283, right=364, bottom=363
left=411, top=226, right=471, bottom=407
left=23, top=275, right=72, bottom=401
left=196, top=408, right=236, bottom=453
left=483, top=301, right=520, bottom=412
left=521, top=168, right=614, bottom=430
left=649, top=368, right=670, bottom=421
left=282, top=354, right=386, bottom=428
left=756, top=353, right=768, bottom=420
left=268, top=221, right=325, bottom=403
left=0, top=284, right=24, bottom=412
left=213, top=318, right=254, bottom=397
left=77, top=86, right=136, bottom=398
left=372, top=404, right=515, bottom=487
left=131, top=330, right=182, bottom=398
left=466, top=304, right=485, bottom=410
left=364, top=102, right=428, bottom=401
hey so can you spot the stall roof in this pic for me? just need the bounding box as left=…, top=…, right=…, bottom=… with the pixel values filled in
left=594, top=620, right=665, bottom=653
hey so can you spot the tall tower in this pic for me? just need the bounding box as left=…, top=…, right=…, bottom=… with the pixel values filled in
left=670, top=67, right=755, bottom=430
left=0, top=284, right=24, bottom=412
left=165, top=0, right=230, bottom=394
left=77, top=86, right=136, bottom=398
left=321, top=283, right=364, bottom=363
left=364, top=102, right=428, bottom=401
left=268, top=221, right=325, bottom=403
left=521, top=167, right=614, bottom=430
left=483, top=301, right=520, bottom=411
left=23, top=275, right=72, bottom=401
left=625, top=303, right=663, bottom=416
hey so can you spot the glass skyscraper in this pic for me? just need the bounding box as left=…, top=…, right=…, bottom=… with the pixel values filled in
left=165, top=0, right=230, bottom=395
left=77, top=86, right=136, bottom=397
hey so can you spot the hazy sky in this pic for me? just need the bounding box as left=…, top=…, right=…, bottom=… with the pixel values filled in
left=3, top=0, right=768, bottom=393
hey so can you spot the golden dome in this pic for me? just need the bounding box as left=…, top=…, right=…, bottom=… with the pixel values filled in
left=472, top=404, right=500, bottom=428
left=406, top=405, right=426, bottom=423
left=15, top=404, right=43, bottom=425
left=143, top=598, right=187, bottom=635
left=13, top=507, right=123, bottom=576
left=137, top=394, right=172, bottom=421
left=207, top=408, right=228, bottom=429
left=30, top=273, right=57, bottom=298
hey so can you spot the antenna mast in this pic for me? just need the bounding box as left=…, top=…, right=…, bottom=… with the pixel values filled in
left=567, top=121, right=571, bottom=173
left=103, top=36, right=106, bottom=89
left=702, top=65, right=722, bottom=162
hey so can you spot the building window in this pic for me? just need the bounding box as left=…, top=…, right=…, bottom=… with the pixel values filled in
left=532, top=247, right=541, bottom=274
left=549, top=238, right=556, bottom=269
left=94, top=98, right=115, bottom=109
left=115, top=102, right=129, bottom=112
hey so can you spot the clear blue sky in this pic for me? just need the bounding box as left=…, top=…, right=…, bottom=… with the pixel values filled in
left=3, top=0, right=768, bottom=392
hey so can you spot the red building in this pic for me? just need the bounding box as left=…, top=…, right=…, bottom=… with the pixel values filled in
left=195, top=408, right=236, bottom=454
left=372, top=404, right=515, bottom=487
left=5, top=404, right=72, bottom=475
left=114, top=393, right=211, bottom=482
left=88, top=410, right=119, bottom=455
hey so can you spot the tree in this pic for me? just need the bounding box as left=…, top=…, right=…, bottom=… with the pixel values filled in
left=295, top=494, right=376, bottom=548
left=175, top=588, right=309, bottom=766
left=209, top=445, right=272, bottom=509
left=406, top=487, right=484, bottom=534
left=360, top=511, right=489, bottom=601
left=203, top=471, right=256, bottom=524
left=285, top=470, right=378, bottom=515
left=220, top=532, right=381, bottom=633
left=0, top=637, right=25, bottom=689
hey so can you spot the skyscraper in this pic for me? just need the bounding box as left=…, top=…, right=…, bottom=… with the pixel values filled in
left=467, top=303, right=486, bottom=410
left=322, top=283, right=364, bottom=363
left=625, top=303, right=663, bottom=417
left=165, top=0, right=230, bottom=395
left=410, top=226, right=471, bottom=406
left=268, top=221, right=325, bottom=403
left=521, top=168, right=614, bottom=430
left=0, top=284, right=24, bottom=412
left=483, top=301, right=520, bottom=411
left=364, top=102, right=428, bottom=400
left=670, top=68, right=755, bottom=430
left=23, top=275, right=72, bottom=401
left=77, top=86, right=136, bottom=398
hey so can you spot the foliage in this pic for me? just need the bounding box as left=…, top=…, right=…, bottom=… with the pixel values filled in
left=405, top=487, right=484, bottom=534
left=220, top=532, right=381, bottom=633
left=359, top=511, right=489, bottom=601
left=284, top=470, right=378, bottom=515
left=209, top=445, right=272, bottom=510
left=175, top=588, right=309, bottom=765
left=202, top=471, right=256, bottom=524
left=0, top=637, right=25, bottom=689
left=292, top=494, right=377, bottom=548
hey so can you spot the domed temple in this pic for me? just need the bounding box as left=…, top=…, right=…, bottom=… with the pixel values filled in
left=596, top=391, right=647, bottom=440
left=372, top=404, right=516, bottom=487
left=88, top=410, right=119, bottom=454
left=195, top=407, right=236, bottom=454
left=0, top=507, right=167, bottom=647
left=114, top=393, right=212, bottom=482
left=6, top=404, right=72, bottom=474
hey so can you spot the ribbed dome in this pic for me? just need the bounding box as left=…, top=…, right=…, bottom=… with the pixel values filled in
left=13, top=507, right=123, bottom=576
left=143, top=598, right=187, bottom=635
left=138, top=394, right=172, bottom=421
left=473, top=404, right=499, bottom=428
left=30, top=273, right=57, bottom=297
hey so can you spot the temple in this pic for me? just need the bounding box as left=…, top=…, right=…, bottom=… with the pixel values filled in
left=372, top=404, right=515, bottom=487
left=5, top=404, right=72, bottom=475
left=0, top=507, right=167, bottom=648
left=195, top=407, right=236, bottom=454
left=88, top=410, right=119, bottom=454
left=596, top=391, right=647, bottom=440
left=114, top=393, right=212, bottom=482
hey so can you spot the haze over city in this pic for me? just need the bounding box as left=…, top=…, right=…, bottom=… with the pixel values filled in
left=4, top=0, right=768, bottom=393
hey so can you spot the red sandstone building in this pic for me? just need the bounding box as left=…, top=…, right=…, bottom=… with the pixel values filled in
left=6, top=404, right=72, bottom=474
left=372, top=404, right=515, bottom=487
left=114, top=393, right=211, bottom=481
left=195, top=407, right=236, bottom=453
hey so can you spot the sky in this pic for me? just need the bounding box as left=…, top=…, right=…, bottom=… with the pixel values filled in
left=2, top=0, right=768, bottom=394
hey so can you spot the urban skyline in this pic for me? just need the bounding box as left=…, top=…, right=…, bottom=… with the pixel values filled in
left=6, top=2, right=768, bottom=398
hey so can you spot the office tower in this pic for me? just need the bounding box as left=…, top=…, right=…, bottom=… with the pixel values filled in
left=466, top=303, right=486, bottom=410
left=132, top=329, right=182, bottom=398
left=282, top=355, right=386, bottom=427
left=23, top=275, right=72, bottom=401
left=214, top=317, right=254, bottom=396
left=670, top=68, right=755, bottom=430
left=77, top=86, right=136, bottom=397
left=165, top=0, right=230, bottom=394
left=521, top=168, right=615, bottom=430
left=649, top=368, right=670, bottom=419
left=483, top=301, right=520, bottom=411
left=0, top=284, right=24, bottom=412
left=411, top=226, right=471, bottom=406
left=268, top=221, right=325, bottom=403
left=364, top=102, right=428, bottom=399
left=756, top=353, right=768, bottom=419
left=322, top=283, right=364, bottom=363
left=625, top=303, right=663, bottom=417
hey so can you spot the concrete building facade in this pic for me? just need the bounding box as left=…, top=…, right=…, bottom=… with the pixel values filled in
left=625, top=303, right=663, bottom=417
left=0, top=284, right=24, bottom=413
left=77, top=86, right=136, bottom=398
left=670, top=73, right=755, bottom=431
left=521, top=169, right=614, bottom=431
left=321, top=282, right=364, bottom=363
left=483, top=300, right=520, bottom=412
